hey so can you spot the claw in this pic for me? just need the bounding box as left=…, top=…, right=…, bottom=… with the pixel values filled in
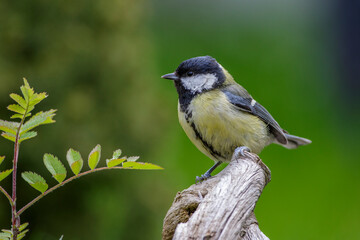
left=195, top=161, right=222, bottom=183
left=235, top=146, right=251, bottom=157
left=196, top=172, right=211, bottom=183
left=195, top=176, right=203, bottom=183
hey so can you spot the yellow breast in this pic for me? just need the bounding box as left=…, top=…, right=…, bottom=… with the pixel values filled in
left=178, top=90, right=270, bottom=162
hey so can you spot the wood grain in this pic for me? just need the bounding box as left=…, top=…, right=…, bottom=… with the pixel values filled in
left=163, top=148, right=271, bottom=240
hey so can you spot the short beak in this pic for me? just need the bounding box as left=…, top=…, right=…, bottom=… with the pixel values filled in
left=161, top=72, right=180, bottom=81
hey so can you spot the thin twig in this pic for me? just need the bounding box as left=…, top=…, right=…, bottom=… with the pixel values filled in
left=17, top=166, right=127, bottom=216
left=11, top=106, right=27, bottom=240
left=0, top=185, right=13, bottom=206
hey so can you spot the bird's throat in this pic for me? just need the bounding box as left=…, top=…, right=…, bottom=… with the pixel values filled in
left=174, top=81, right=197, bottom=112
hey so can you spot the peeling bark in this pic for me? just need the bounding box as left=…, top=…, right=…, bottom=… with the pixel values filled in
left=163, top=149, right=271, bottom=240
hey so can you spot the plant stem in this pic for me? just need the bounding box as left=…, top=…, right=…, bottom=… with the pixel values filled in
left=12, top=109, right=27, bottom=240
left=11, top=134, right=20, bottom=239
left=0, top=186, right=13, bottom=206
left=16, top=166, right=124, bottom=216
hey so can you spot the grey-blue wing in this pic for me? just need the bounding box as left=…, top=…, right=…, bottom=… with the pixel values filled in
left=222, top=90, right=288, bottom=144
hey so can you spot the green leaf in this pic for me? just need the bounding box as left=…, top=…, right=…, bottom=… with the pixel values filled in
left=106, top=158, right=126, bottom=168
left=10, top=93, right=27, bottom=109
left=44, top=154, right=67, bottom=183
left=1, top=132, right=15, bottom=142
left=21, top=171, right=48, bottom=194
left=66, top=149, right=83, bottom=175
left=20, top=78, right=34, bottom=103
left=10, top=113, right=31, bottom=119
left=127, top=156, right=140, bottom=162
left=0, top=231, right=11, bottom=239
left=0, top=230, right=11, bottom=234
left=88, top=144, right=101, bottom=170
left=0, top=169, right=13, bottom=182
left=0, top=156, right=4, bottom=166
left=16, top=223, right=29, bottom=240
left=17, top=229, right=29, bottom=240
left=7, top=104, right=25, bottom=114
left=11, top=114, right=23, bottom=119
left=26, top=105, right=35, bottom=113
left=18, top=223, right=29, bottom=232
left=19, top=131, right=37, bottom=143
left=29, top=92, right=47, bottom=106
left=20, top=109, right=56, bottom=134
left=0, top=120, right=19, bottom=135
left=122, top=162, right=163, bottom=170
left=23, top=78, right=30, bottom=88
left=112, top=149, right=122, bottom=159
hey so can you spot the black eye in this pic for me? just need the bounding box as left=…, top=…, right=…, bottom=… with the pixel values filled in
left=186, top=71, right=194, bottom=77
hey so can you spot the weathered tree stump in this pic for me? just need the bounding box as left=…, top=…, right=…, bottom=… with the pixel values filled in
left=162, top=148, right=271, bottom=240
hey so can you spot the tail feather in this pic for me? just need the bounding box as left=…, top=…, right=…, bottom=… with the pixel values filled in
left=281, top=134, right=312, bottom=149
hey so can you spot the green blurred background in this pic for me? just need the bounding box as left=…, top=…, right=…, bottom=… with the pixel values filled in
left=1, top=0, right=359, bottom=239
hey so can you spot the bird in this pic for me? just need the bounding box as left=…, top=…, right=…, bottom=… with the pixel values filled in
left=162, top=56, right=311, bottom=182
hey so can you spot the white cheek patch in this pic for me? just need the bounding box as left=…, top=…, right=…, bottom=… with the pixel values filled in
left=181, top=74, right=217, bottom=93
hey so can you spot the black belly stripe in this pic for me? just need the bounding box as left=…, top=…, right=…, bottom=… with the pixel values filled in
left=190, top=122, right=224, bottom=160
left=185, top=110, right=192, bottom=123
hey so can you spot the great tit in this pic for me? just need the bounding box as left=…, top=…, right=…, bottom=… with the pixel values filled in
left=162, top=56, right=311, bottom=182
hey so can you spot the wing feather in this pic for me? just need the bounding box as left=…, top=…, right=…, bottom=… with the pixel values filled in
left=222, top=89, right=288, bottom=144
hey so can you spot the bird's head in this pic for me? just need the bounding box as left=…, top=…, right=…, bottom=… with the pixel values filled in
left=162, top=56, right=226, bottom=95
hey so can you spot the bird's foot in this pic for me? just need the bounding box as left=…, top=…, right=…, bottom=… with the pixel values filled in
left=195, top=161, right=222, bottom=183
left=235, top=146, right=251, bottom=157
left=195, top=172, right=211, bottom=183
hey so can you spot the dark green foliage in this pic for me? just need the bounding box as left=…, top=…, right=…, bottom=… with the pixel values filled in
left=0, top=80, right=162, bottom=239
left=0, top=79, right=56, bottom=144
left=0, top=222, right=29, bottom=240
left=0, top=1, right=359, bottom=239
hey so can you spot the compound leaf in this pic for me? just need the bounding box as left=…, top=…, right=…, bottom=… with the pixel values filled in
left=21, top=171, right=48, bottom=193
left=44, top=154, right=66, bottom=183
left=122, top=162, right=163, bottom=170
left=88, top=144, right=101, bottom=170
left=0, top=169, right=13, bottom=182
left=66, top=149, right=83, bottom=175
